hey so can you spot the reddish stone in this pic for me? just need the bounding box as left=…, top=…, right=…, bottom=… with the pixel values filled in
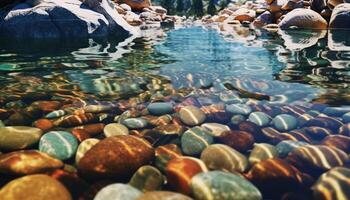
left=216, top=130, right=255, bottom=153
left=238, top=121, right=266, bottom=142
left=71, top=123, right=104, bottom=142
left=56, top=113, right=98, bottom=127
left=32, top=101, right=61, bottom=113
left=34, top=119, right=54, bottom=132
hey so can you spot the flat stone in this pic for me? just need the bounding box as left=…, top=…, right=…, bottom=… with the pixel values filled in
left=179, top=106, right=206, bottom=126
left=147, top=102, right=174, bottom=116
left=0, top=126, right=43, bottom=150
left=249, top=143, right=279, bottom=165
left=104, top=123, right=129, bottom=137
left=272, top=114, right=298, bottom=131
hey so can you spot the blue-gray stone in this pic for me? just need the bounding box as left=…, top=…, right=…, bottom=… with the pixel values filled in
left=248, top=112, right=271, bottom=127
left=122, top=118, right=149, bottom=129
left=226, top=104, right=252, bottom=115
left=147, top=102, right=174, bottom=116
left=181, top=127, right=214, bottom=155
left=276, top=140, right=308, bottom=158
left=272, top=114, right=298, bottom=131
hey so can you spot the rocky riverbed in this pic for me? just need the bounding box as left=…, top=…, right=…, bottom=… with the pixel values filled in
left=1, top=0, right=350, bottom=200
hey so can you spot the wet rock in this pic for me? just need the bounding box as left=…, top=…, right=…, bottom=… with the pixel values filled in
left=104, top=123, right=129, bottom=137
left=279, top=8, right=328, bottom=29
left=39, top=131, right=78, bottom=161
left=0, top=150, right=63, bottom=175
left=216, top=130, right=255, bottom=153
left=147, top=102, right=174, bottom=116
left=155, top=144, right=182, bottom=172
left=327, top=0, right=346, bottom=9
left=78, top=135, right=154, bottom=180
left=71, top=123, right=104, bottom=142
left=226, top=104, right=252, bottom=115
left=276, top=140, right=308, bottom=158
left=248, top=112, right=271, bottom=127
left=123, top=0, right=151, bottom=11
left=181, top=127, right=213, bottom=156
left=310, top=0, right=327, bottom=12
left=249, top=143, right=279, bottom=165
left=94, top=183, right=142, bottom=200
left=191, top=171, right=262, bottom=200
left=33, top=119, right=54, bottom=132
left=0, top=174, right=72, bottom=200
left=56, top=113, right=98, bottom=127
left=137, top=191, right=192, bottom=200
left=129, top=165, right=164, bottom=192
left=304, top=116, right=343, bottom=133
left=281, top=0, right=304, bottom=10
left=179, top=106, right=206, bottom=126
left=239, top=121, right=266, bottom=142
left=321, top=135, right=350, bottom=153
left=83, top=105, right=113, bottom=113
left=329, top=3, right=350, bottom=29
left=31, top=101, right=61, bottom=113
left=233, top=8, right=256, bottom=22
left=201, top=144, right=248, bottom=173
left=166, top=156, right=207, bottom=194
left=122, top=118, right=149, bottom=129
left=272, top=114, right=298, bottom=131
left=75, top=138, right=99, bottom=164
left=303, top=126, right=333, bottom=140
left=0, top=126, right=43, bottom=150
left=45, top=110, right=66, bottom=119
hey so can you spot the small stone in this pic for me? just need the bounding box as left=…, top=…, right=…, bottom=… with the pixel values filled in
left=200, top=123, right=230, bottom=137
left=122, top=118, right=149, bottom=129
left=342, top=112, right=350, bottom=123
left=94, top=183, right=142, bottom=200
left=276, top=140, right=308, bottom=158
left=56, top=113, right=98, bottom=127
left=233, top=8, right=256, bottom=22
left=230, top=114, right=246, bottom=125
left=72, top=123, right=105, bottom=142
left=248, top=112, right=271, bottom=127
left=181, top=127, right=213, bottom=156
left=226, top=104, right=252, bottom=115
left=33, top=119, right=54, bottom=132
left=179, top=106, right=206, bottom=126
left=137, top=191, right=192, bottom=200
left=83, top=105, right=113, bottom=113
left=153, top=124, right=185, bottom=135
left=305, top=116, right=343, bottom=133
left=249, top=143, right=279, bottom=165
left=155, top=144, right=182, bottom=172
left=191, top=171, right=262, bottom=200
left=75, top=138, right=100, bottom=164
left=129, top=165, right=164, bottom=192
left=216, top=130, right=255, bottom=153
left=0, top=126, right=43, bottom=150
left=147, top=102, right=174, bottom=116
left=39, top=131, right=78, bottom=161
left=323, top=107, right=350, bottom=117
left=0, top=174, right=72, bottom=200
left=303, top=126, right=333, bottom=140
left=272, top=114, right=298, bottom=131
left=45, top=110, right=66, bottom=119
left=166, top=156, right=208, bottom=194
left=200, top=144, right=248, bottom=173
left=103, top=123, right=129, bottom=137
left=321, top=135, right=350, bottom=154
left=123, top=0, right=151, bottom=11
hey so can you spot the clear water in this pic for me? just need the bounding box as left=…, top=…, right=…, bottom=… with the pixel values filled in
left=1, top=26, right=350, bottom=105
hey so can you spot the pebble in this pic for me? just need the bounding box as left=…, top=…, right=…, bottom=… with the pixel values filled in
left=181, top=127, right=213, bottom=156
left=323, top=107, right=350, bottom=117
left=103, top=123, right=129, bottom=137
left=303, top=126, right=333, bottom=140
left=75, top=138, right=100, bottom=164
left=0, top=126, right=43, bottom=150
left=94, top=183, right=142, bottom=200
left=276, top=140, right=308, bottom=158
left=342, top=112, right=350, bottom=123
left=200, top=144, right=248, bottom=173
left=77, top=135, right=154, bottom=180
left=166, top=156, right=208, bottom=194
left=39, top=131, right=78, bottom=161
left=321, top=135, right=350, bottom=154
left=249, top=143, right=279, bottom=165
left=45, top=109, right=66, bottom=119
left=122, top=118, right=149, bottom=129
left=191, top=171, right=262, bottom=200
left=216, top=130, right=255, bottom=153
left=339, top=123, right=350, bottom=136
left=0, top=150, right=63, bottom=175
left=0, top=174, right=72, bottom=200
left=226, top=104, right=252, bottom=115
left=33, top=119, right=54, bottom=132
left=56, top=113, right=98, bottom=127
left=137, top=191, right=192, bottom=200
left=83, top=105, right=113, bottom=113
left=200, top=123, right=230, bottom=137
left=129, top=165, right=164, bottom=192
left=72, top=123, right=105, bottom=142
left=230, top=114, right=246, bottom=125
left=248, top=111, right=271, bottom=127
left=147, top=102, right=174, bottom=115
left=179, top=106, right=206, bottom=126
left=155, top=144, right=182, bottom=172
left=272, top=114, right=298, bottom=131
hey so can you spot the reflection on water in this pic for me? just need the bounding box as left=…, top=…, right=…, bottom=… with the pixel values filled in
left=1, top=26, right=350, bottom=105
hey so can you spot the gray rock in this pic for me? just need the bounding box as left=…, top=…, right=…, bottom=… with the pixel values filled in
left=329, top=3, right=350, bottom=29
left=0, top=0, right=136, bottom=39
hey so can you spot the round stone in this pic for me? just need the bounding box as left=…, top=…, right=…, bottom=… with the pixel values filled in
left=249, top=143, right=279, bottom=165
left=191, top=171, right=262, bottom=200
left=83, top=105, right=113, bottom=113
left=276, top=140, right=308, bottom=158
left=181, top=127, right=213, bottom=156
left=129, top=165, right=164, bottom=192
left=342, top=112, right=350, bottom=123
left=77, top=135, right=154, bottom=180
left=216, top=130, right=255, bottom=153
left=94, top=183, right=142, bottom=200
left=200, top=123, right=230, bottom=137
left=0, top=150, right=63, bottom=175
left=45, top=110, right=66, bottom=119
left=147, top=102, right=174, bottom=116
left=0, top=174, right=72, bottom=200
left=179, top=106, right=206, bottom=126
left=248, top=112, right=271, bottom=127
left=137, top=191, right=192, bottom=200
left=272, top=114, right=298, bottom=131
left=0, top=126, right=43, bottom=150
left=226, top=104, right=252, bottom=115
left=155, top=144, right=182, bottom=172
left=39, top=131, right=78, bottom=161
left=122, top=118, right=149, bottom=129
left=201, top=144, right=248, bottom=173
left=323, top=107, right=350, bottom=117
left=230, top=114, right=246, bottom=125
left=103, top=123, right=129, bottom=137
left=75, top=138, right=100, bottom=164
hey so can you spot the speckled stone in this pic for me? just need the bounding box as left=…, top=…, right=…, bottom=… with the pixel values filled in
left=179, top=106, right=206, bottom=126
left=147, top=102, right=174, bottom=116
left=75, top=138, right=100, bottom=164
left=166, top=156, right=208, bottom=194
left=249, top=143, right=279, bottom=165
left=94, top=183, right=142, bottom=200
left=129, top=165, right=164, bottom=192
left=0, top=126, right=43, bottom=150
left=248, top=112, right=271, bottom=127
left=191, top=171, right=262, bottom=200
left=0, top=150, right=63, bottom=175
left=155, top=144, right=182, bottom=172
left=272, top=114, right=298, bottom=131
left=39, top=131, right=78, bottom=161
left=181, top=127, right=213, bottom=156
left=226, top=104, right=252, bottom=115
left=78, top=136, right=154, bottom=180
left=122, top=118, right=149, bottom=129
left=0, top=174, right=72, bottom=200
left=136, top=191, right=192, bottom=200
left=200, top=144, right=248, bottom=173
left=276, top=140, right=308, bottom=158
left=312, top=167, right=350, bottom=200
left=103, top=123, right=129, bottom=137
left=200, top=123, right=230, bottom=137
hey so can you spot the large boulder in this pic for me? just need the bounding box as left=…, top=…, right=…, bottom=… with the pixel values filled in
left=278, top=8, right=328, bottom=29
left=0, top=0, right=136, bottom=39
left=329, top=3, right=350, bottom=29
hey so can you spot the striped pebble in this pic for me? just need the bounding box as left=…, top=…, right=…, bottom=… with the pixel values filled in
left=226, top=104, right=252, bottom=115
left=201, top=123, right=230, bottom=137
left=75, top=138, right=100, bottom=164
left=94, top=183, right=142, bottom=200
left=276, top=140, right=308, bottom=158
left=103, top=123, right=129, bottom=137
left=200, top=144, right=248, bottom=173
left=248, top=112, right=271, bottom=127
left=39, top=131, right=78, bottom=160
left=249, top=143, right=279, bottom=166
left=272, top=114, right=298, bottom=131
left=230, top=114, right=246, bottom=125
left=181, top=127, right=213, bottom=156
left=122, top=118, right=149, bottom=129
left=321, top=135, right=350, bottom=154
left=179, top=106, right=206, bottom=126
left=45, top=110, right=66, bottom=119
left=278, top=8, right=327, bottom=29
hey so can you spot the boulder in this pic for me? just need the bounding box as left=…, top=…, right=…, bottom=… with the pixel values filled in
left=329, top=3, right=350, bottom=29
left=278, top=8, right=328, bottom=29
left=0, top=0, right=136, bottom=39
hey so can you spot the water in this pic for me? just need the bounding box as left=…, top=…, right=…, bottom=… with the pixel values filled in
left=1, top=26, right=350, bottom=105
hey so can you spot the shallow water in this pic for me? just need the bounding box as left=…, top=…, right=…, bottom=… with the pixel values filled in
left=1, top=26, right=350, bottom=105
